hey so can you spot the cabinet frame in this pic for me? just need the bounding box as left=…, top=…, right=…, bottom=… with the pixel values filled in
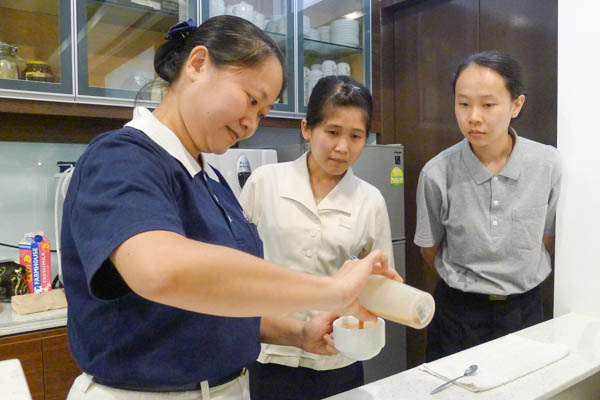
left=0, top=0, right=373, bottom=122
left=0, top=0, right=74, bottom=99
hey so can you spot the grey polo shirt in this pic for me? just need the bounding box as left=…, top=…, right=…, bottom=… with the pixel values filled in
left=415, top=129, right=562, bottom=295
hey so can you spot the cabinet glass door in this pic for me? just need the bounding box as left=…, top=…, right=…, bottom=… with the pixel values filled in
left=298, top=0, right=370, bottom=111
left=0, top=0, right=73, bottom=95
left=202, top=0, right=294, bottom=113
left=76, top=0, right=197, bottom=101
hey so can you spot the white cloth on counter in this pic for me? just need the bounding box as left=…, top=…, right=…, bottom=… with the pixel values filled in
left=419, top=333, right=569, bottom=392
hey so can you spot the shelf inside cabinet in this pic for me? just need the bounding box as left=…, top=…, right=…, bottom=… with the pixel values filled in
left=90, top=0, right=179, bottom=18
left=303, top=38, right=362, bottom=58
left=87, top=0, right=179, bottom=33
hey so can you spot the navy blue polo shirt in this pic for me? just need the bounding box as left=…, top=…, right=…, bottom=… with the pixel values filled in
left=61, top=107, right=263, bottom=386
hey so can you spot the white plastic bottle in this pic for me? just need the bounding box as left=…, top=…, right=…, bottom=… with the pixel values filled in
left=358, top=275, right=435, bottom=329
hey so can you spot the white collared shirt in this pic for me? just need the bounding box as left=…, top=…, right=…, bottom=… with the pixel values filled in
left=239, top=152, right=395, bottom=370
left=125, top=106, right=202, bottom=177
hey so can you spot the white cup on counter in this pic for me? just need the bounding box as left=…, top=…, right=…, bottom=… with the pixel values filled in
left=337, top=62, right=351, bottom=76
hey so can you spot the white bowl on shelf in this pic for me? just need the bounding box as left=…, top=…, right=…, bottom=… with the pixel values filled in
left=331, top=18, right=360, bottom=47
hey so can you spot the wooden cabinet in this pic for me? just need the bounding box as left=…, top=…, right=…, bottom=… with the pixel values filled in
left=0, top=335, right=44, bottom=400
left=0, top=0, right=374, bottom=130
left=0, top=328, right=81, bottom=400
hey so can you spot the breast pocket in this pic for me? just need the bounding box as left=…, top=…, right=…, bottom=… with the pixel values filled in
left=511, top=205, right=548, bottom=250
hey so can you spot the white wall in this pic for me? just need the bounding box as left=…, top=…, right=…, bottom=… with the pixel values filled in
left=554, top=0, right=600, bottom=317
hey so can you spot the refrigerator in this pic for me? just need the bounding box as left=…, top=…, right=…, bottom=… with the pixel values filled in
left=274, top=143, right=407, bottom=383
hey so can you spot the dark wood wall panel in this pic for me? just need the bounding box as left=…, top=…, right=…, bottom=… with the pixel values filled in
left=479, top=0, right=558, bottom=147
left=479, top=0, right=558, bottom=321
left=389, top=0, right=478, bottom=367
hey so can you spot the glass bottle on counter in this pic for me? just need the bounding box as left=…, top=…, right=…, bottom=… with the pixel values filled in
left=0, top=41, right=19, bottom=80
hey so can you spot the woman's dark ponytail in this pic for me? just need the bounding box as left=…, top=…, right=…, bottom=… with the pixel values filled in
left=153, top=15, right=286, bottom=91
left=154, top=39, right=186, bottom=82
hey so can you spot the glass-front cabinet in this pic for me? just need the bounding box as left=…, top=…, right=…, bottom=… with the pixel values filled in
left=299, top=0, right=370, bottom=111
left=76, top=0, right=197, bottom=103
left=0, top=0, right=371, bottom=117
left=0, top=0, right=73, bottom=96
left=201, top=0, right=295, bottom=113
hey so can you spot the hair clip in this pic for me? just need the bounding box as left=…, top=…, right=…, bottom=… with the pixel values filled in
left=165, top=18, right=197, bottom=41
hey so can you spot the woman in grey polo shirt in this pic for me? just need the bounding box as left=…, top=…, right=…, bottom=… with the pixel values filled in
left=415, top=50, right=562, bottom=362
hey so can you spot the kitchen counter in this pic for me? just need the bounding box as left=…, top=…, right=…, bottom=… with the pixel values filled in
left=0, top=302, right=67, bottom=337
left=327, top=313, right=600, bottom=399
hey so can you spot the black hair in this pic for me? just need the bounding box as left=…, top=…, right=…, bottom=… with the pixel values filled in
left=452, top=50, right=527, bottom=100
left=305, top=75, right=373, bottom=133
left=154, top=15, right=286, bottom=93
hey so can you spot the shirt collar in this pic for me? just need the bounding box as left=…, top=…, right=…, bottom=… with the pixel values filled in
left=280, top=152, right=356, bottom=214
left=125, top=107, right=202, bottom=177
left=460, top=127, right=521, bottom=184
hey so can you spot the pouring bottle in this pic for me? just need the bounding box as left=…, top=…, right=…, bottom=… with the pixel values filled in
left=358, top=275, right=435, bottom=329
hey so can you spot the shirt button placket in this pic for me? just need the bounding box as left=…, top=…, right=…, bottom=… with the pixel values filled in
left=491, top=176, right=499, bottom=233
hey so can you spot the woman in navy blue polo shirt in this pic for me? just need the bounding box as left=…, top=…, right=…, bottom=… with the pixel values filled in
left=62, top=16, right=399, bottom=400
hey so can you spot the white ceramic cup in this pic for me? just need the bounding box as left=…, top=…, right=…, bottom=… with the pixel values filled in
left=333, top=316, right=385, bottom=361
left=303, top=66, right=310, bottom=105
left=232, top=1, right=254, bottom=21
left=318, top=25, right=331, bottom=42
left=337, top=62, right=351, bottom=76
left=303, top=14, right=311, bottom=29
left=209, top=0, right=225, bottom=16
left=308, top=69, right=324, bottom=99
left=253, top=11, right=265, bottom=29
left=310, top=63, right=321, bottom=71
left=321, top=59, right=337, bottom=76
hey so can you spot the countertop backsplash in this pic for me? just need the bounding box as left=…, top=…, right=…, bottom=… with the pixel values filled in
left=0, top=141, right=87, bottom=282
left=0, top=127, right=373, bottom=286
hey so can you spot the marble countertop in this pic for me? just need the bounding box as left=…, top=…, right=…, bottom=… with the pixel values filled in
left=0, top=302, right=67, bottom=337
left=327, top=313, right=600, bottom=399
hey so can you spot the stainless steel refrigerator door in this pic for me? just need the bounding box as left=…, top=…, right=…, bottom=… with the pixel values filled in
left=351, top=145, right=405, bottom=240
left=363, top=239, right=407, bottom=383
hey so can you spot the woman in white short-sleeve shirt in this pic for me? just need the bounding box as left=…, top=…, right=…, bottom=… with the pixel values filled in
left=240, top=76, right=395, bottom=399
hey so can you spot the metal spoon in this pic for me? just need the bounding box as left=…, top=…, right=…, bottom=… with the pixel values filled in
left=430, top=364, right=478, bottom=394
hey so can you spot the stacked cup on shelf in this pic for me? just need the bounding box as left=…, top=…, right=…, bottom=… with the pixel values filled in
left=304, top=61, right=352, bottom=103
left=210, top=1, right=267, bottom=30
left=317, top=25, right=331, bottom=42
